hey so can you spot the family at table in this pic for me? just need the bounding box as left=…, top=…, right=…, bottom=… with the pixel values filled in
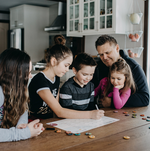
left=0, top=35, right=149, bottom=142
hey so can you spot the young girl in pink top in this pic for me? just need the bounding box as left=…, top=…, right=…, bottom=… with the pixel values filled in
left=95, top=58, right=136, bottom=109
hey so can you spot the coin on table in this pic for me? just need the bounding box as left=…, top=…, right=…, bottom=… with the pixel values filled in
left=123, top=136, right=130, bottom=140
left=89, top=135, right=95, bottom=139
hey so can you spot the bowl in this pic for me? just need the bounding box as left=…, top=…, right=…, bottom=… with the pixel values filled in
left=124, top=47, right=144, bottom=58
left=126, top=31, right=143, bottom=42
left=128, top=13, right=143, bottom=25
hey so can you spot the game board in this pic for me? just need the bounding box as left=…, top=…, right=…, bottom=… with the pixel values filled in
left=47, top=116, right=120, bottom=133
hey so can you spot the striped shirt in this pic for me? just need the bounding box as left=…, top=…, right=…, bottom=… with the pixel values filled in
left=59, top=77, right=95, bottom=110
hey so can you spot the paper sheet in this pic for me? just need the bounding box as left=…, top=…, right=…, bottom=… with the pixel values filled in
left=47, top=116, right=120, bottom=133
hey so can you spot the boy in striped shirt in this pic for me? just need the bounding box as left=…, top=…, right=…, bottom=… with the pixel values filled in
left=59, top=53, right=97, bottom=111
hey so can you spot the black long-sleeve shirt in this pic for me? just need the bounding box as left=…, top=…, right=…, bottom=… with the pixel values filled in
left=92, top=50, right=149, bottom=107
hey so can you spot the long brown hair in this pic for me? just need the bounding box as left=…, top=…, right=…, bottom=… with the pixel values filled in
left=45, top=44, right=73, bottom=66
left=104, top=58, right=136, bottom=96
left=0, top=48, right=30, bottom=128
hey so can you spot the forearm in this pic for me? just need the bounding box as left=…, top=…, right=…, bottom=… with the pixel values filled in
left=16, top=110, right=28, bottom=127
left=125, top=64, right=150, bottom=107
left=113, top=88, right=131, bottom=109
left=56, top=106, right=92, bottom=119
left=0, top=126, right=31, bottom=142
left=124, top=91, right=149, bottom=107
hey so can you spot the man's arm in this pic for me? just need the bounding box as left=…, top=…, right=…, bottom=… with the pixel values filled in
left=124, top=64, right=149, bottom=107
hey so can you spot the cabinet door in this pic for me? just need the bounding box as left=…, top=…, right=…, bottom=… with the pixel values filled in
left=98, top=0, right=113, bottom=32
left=10, top=6, right=24, bottom=29
left=10, top=8, right=18, bottom=29
left=67, top=0, right=82, bottom=36
left=17, top=6, right=24, bottom=28
left=82, top=0, right=97, bottom=33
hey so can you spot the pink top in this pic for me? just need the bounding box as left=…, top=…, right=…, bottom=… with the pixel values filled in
left=94, top=77, right=131, bottom=109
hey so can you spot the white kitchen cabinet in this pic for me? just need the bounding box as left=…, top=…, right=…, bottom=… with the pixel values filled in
left=10, top=5, right=24, bottom=29
left=9, top=5, right=49, bottom=62
left=67, top=0, right=82, bottom=36
left=67, top=0, right=132, bottom=36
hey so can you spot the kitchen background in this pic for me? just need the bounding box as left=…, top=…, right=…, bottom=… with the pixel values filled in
left=0, top=0, right=146, bottom=84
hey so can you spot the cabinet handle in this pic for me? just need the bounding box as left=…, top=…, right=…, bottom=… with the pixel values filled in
left=96, top=21, right=98, bottom=31
left=78, top=23, right=80, bottom=32
left=18, top=23, right=23, bottom=26
left=80, top=23, right=82, bottom=32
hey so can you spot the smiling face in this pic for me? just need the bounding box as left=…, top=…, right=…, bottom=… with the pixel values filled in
left=110, top=71, right=126, bottom=88
left=97, top=42, right=120, bottom=67
left=73, top=65, right=96, bottom=87
left=54, top=55, right=73, bottom=77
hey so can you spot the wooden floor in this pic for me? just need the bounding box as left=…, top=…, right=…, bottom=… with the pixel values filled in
left=0, top=106, right=150, bottom=151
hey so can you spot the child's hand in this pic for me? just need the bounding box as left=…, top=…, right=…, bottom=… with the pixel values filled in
left=28, top=119, right=44, bottom=138
left=17, top=124, right=28, bottom=129
left=91, top=110, right=104, bottom=119
left=101, top=97, right=112, bottom=107
left=114, top=84, right=124, bottom=90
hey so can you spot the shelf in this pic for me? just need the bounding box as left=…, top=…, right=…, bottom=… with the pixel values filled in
left=124, top=47, right=144, bottom=58
left=126, top=31, right=143, bottom=42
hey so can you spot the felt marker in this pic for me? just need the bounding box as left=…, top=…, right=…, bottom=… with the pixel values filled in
left=46, top=128, right=55, bottom=130
left=95, top=104, right=99, bottom=110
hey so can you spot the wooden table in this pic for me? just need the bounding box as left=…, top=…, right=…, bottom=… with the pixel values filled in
left=1, top=107, right=150, bottom=151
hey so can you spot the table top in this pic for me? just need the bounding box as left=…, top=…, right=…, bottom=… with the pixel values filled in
left=1, top=106, right=150, bottom=151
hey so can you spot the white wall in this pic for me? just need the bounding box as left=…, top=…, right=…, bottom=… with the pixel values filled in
left=84, top=0, right=144, bottom=67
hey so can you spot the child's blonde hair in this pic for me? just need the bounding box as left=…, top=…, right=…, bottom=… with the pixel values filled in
left=104, top=58, right=136, bottom=96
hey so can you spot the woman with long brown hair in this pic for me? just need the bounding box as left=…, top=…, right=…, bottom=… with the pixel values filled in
left=0, top=48, right=44, bottom=142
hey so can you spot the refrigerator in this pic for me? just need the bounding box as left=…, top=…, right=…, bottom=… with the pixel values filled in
left=8, top=28, right=24, bottom=51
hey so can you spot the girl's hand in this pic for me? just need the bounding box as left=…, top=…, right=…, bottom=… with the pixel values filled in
left=114, top=84, right=124, bottom=90
left=91, top=110, right=104, bottom=119
left=28, top=119, right=44, bottom=138
left=17, top=124, right=28, bottom=129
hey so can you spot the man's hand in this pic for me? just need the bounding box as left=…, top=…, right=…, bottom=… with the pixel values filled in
left=100, top=96, right=112, bottom=108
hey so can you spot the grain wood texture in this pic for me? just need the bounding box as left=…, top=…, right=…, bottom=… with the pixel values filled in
left=0, top=107, right=149, bottom=151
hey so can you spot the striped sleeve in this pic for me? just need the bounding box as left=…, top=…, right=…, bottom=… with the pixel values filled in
left=90, top=90, right=95, bottom=102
